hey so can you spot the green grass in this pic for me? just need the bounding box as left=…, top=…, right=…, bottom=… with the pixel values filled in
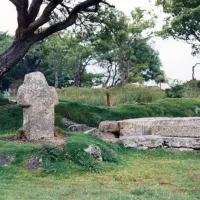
left=1, top=98, right=200, bottom=135
left=1, top=96, right=200, bottom=199
left=57, top=84, right=165, bottom=106
left=0, top=136, right=200, bottom=200
left=0, top=94, right=9, bottom=105
left=56, top=98, right=200, bottom=127
left=1, top=87, right=200, bottom=199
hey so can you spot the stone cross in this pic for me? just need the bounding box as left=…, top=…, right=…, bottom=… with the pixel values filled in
left=17, top=72, right=58, bottom=140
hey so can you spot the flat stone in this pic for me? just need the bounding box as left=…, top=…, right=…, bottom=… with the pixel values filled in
left=17, top=72, right=58, bottom=140
left=120, top=135, right=200, bottom=149
left=118, top=118, right=200, bottom=138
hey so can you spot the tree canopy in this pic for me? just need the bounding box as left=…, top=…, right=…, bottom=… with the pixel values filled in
left=157, top=0, right=200, bottom=56
left=0, top=0, right=114, bottom=76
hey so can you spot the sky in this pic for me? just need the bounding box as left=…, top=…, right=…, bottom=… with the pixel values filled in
left=0, top=0, right=200, bottom=82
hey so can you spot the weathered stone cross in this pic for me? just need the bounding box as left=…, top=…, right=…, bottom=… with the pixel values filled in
left=17, top=72, right=58, bottom=140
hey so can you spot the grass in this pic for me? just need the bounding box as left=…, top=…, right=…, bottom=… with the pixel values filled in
left=57, top=84, right=165, bottom=106
left=0, top=135, right=200, bottom=200
left=1, top=98, right=200, bottom=134
left=1, top=85, right=200, bottom=199
left=56, top=98, right=200, bottom=127
left=0, top=94, right=9, bottom=105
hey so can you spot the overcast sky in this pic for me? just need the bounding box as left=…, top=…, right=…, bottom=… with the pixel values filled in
left=0, top=0, right=200, bottom=82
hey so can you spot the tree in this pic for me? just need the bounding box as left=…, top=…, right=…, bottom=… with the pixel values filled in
left=0, top=0, right=114, bottom=77
left=156, top=0, right=200, bottom=56
left=93, top=8, right=164, bottom=86
left=65, top=36, right=94, bottom=87
left=41, top=32, right=96, bottom=87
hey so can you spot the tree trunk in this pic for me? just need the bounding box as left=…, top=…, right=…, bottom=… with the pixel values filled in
left=74, top=63, right=86, bottom=87
left=74, top=73, right=81, bottom=87
left=0, top=41, right=33, bottom=77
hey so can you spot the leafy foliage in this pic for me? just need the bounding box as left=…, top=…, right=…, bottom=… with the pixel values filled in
left=166, top=84, right=185, bottom=98
left=157, top=0, right=200, bottom=56
left=93, top=8, right=164, bottom=86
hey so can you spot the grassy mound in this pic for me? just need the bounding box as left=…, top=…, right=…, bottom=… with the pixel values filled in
left=56, top=98, right=200, bottom=127
left=1, top=98, right=200, bottom=134
left=65, top=132, right=119, bottom=172
left=0, top=128, right=122, bottom=173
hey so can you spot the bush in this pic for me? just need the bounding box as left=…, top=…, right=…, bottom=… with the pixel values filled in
left=166, top=80, right=184, bottom=98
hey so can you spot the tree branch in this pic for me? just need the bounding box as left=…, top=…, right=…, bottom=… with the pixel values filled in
left=29, top=0, right=106, bottom=42
left=28, top=0, right=44, bottom=23
left=28, top=0, right=63, bottom=32
left=11, top=0, right=29, bottom=39
left=101, top=1, right=115, bottom=8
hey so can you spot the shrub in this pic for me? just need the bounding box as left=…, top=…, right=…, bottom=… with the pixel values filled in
left=166, top=80, right=184, bottom=98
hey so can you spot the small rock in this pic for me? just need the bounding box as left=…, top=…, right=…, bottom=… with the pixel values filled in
left=84, top=145, right=102, bottom=161
left=99, top=121, right=119, bottom=133
left=67, top=124, right=88, bottom=132
left=0, top=154, right=15, bottom=166
left=25, top=156, right=42, bottom=171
